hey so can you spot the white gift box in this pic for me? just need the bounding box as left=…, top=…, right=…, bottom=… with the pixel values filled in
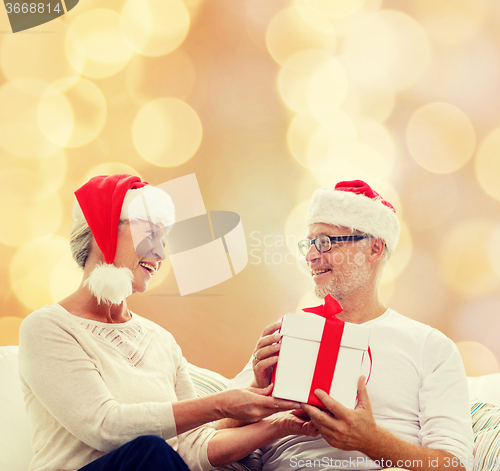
left=272, top=312, right=370, bottom=409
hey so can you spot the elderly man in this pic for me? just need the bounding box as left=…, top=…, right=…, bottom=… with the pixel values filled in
left=228, top=180, right=473, bottom=471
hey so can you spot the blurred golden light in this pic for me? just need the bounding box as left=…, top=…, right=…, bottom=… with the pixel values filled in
left=0, top=19, right=80, bottom=94
left=0, top=81, right=60, bottom=159
left=245, top=0, right=292, bottom=50
left=287, top=113, right=361, bottom=172
left=49, top=253, right=83, bottom=302
left=402, top=173, right=458, bottom=229
left=266, top=6, right=336, bottom=66
left=439, top=219, right=500, bottom=298
left=383, top=220, right=413, bottom=283
left=0, top=184, right=62, bottom=247
left=35, top=149, right=67, bottom=194
left=295, top=173, right=324, bottom=207
left=287, top=114, right=322, bottom=169
left=356, top=119, right=396, bottom=165
left=309, top=141, right=391, bottom=185
left=83, top=163, right=143, bottom=185
left=413, top=0, right=487, bottom=46
left=121, top=0, right=190, bottom=57
left=182, top=0, right=207, bottom=19
left=65, top=9, right=134, bottom=79
left=489, top=224, right=500, bottom=278
left=475, top=127, right=500, bottom=202
left=126, top=51, right=197, bottom=105
left=308, top=59, right=350, bottom=118
left=10, top=236, right=69, bottom=311
left=278, top=50, right=348, bottom=116
left=1, top=168, right=57, bottom=203
left=284, top=200, right=310, bottom=260
left=345, top=10, right=431, bottom=91
left=0, top=317, right=23, bottom=346
left=300, top=0, right=368, bottom=19
left=340, top=56, right=395, bottom=122
left=0, top=145, right=66, bottom=247
left=456, top=341, right=500, bottom=377
left=299, top=111, right=357, bottom=170
left=306, top=118, right=358, bottom=171
left=132, top=98, right=202, bottom=167
left=37, top=78, right=107, bottom=148
left=329, top=0, right=382, bottom=36
left=384, top=251, right=448, bottom=325
left=406, top=103, right=476, bottom=174
left=456, top=299, right=500, bottom=363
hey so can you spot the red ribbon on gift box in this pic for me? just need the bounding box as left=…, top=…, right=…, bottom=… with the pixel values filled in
left=302, top=294, right=345, bottom=408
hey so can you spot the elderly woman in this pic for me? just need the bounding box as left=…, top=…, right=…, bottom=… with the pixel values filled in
left=18, top=175, right=316, bottom=471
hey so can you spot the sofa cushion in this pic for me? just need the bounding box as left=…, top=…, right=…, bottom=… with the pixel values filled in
left=187, top=363, right=229, bottom=397
left=470, top=398, right=500, bottom=471
left=0, top=345, right=34, bottom=471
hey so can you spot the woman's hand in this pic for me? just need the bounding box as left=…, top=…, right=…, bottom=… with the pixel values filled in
left=218, top=384, right=300, bottom=423
left=266, top=409, right=320, bottom=439
left=251, top=320, right=282, bottom=389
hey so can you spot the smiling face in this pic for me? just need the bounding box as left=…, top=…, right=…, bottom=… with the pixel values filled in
left=305, top=223, right=373, bottom=301
left=113, top=220, right=166, bottom=294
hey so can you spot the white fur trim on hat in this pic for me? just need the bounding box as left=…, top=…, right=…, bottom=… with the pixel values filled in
left=84, top=263, right=134, bottom=305
left=306, top=188, right=400, bottom=256
left=122, top=185, right=175, bottom=227
left=73, top=185, right=175, bottom=228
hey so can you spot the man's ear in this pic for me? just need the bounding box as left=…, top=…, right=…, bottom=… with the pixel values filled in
left=368, top=238, right=385, bottom=263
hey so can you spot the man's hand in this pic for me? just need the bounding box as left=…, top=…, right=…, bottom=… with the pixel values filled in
left=251, top=320, right=282, bottom=389
left=301, top=376, right=377, bottom=452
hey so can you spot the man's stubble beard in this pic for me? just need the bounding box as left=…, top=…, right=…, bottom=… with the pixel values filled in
left=314, top=261, right=371, bottom=301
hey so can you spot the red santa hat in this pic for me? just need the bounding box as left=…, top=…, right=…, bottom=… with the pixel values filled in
left=306, top=180, right=400, bottom=256
left=73, top=174, right=175, bottom=304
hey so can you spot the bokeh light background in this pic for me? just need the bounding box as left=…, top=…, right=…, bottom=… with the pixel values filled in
left=1, top=0, right=500, bottom=378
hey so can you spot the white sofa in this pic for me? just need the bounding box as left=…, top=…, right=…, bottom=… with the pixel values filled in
left=2, top=345, right=500, bottom=471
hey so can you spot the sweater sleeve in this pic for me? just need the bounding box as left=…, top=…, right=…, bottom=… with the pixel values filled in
left=19, top=311, right=177, bottom=453
left=169, top=345, right=217, bottom=471
left=418, top=329, right=474, bottom=471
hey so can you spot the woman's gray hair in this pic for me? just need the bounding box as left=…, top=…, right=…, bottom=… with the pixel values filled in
left=70, top=218, right=93, bottom=269
left=70, top=218, right=130, bottom=269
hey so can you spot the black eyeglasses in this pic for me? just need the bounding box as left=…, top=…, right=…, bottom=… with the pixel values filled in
left=297, top=235, right=372, bottom=256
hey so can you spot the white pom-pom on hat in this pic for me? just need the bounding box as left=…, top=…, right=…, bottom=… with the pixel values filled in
left=83, top=263, right=134, bottom=305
